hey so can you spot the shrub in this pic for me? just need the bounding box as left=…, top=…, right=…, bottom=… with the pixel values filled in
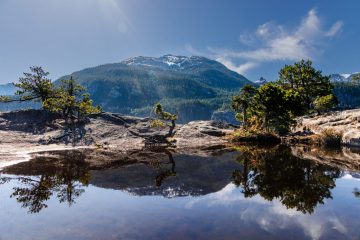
left=314, top=128, right=343, bottom=147
left=232, top=128, right=281, bottom=145
left=313, top=94, right=338, bottom=114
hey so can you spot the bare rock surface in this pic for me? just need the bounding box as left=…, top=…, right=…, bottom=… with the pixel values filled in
left=294, top=109, right=360, bottom=147
left=0, top=110, right=234, bottom=168
left=174, top=120, right=236, bottom=147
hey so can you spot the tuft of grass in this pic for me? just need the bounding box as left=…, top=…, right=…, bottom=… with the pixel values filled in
left=313, top=128, right=343, bottom=147
left=231, top=128, right=281, bottom=145
left=150, top=119, right=165, bottom=128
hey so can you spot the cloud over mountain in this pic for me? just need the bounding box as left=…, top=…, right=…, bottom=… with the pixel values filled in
left=195, top=9, right=343, bottom=75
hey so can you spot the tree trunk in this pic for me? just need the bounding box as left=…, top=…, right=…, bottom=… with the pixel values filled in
left=243, top=107, right=248, bottom=129
left=167, top=120, right=176, bottom=137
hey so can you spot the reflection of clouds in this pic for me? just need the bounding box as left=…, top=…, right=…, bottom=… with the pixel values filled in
left=185, top=184, right=265, bottom=209
left=342, top=173, right=360, bottom=181
left=186, top=183, right=348, bottom=240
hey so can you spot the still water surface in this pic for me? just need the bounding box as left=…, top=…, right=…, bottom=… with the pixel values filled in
left=0, top=146, right=359, bottom=240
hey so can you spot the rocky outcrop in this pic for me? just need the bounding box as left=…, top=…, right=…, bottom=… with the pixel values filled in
left=0, top=110, right=235, bottom=167
left=174, top=120, right=236, bottom=147
left=294, top=109, right=360, bottom=147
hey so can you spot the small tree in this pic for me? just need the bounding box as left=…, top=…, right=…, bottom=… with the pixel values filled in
left=43, top=77, right=101, bottom=122
left=252, top=83, right=303, bottom=134
left=278, top=60, right=333, bottom=112
left=0, top=66, right=54, bottom=104
left=154, top=103, right=177, bottom=137
left=313, top=94, right=338, bottom=114
left=231, top=85, right=257, bottom=128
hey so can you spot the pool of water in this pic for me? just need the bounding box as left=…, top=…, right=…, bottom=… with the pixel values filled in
left=0, top=145, right=359, bottom=239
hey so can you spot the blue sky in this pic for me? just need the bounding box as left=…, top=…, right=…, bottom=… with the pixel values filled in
left=0, top=0, right=359, bottom=83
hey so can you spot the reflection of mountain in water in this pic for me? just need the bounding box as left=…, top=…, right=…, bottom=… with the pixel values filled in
left=0, top=145, right=346, bottom=214
left=90, top=151, right=239, bottom=197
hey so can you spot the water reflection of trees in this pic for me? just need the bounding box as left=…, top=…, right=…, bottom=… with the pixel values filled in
left=0, top=145, right=344, bottom=214
left=149, top=148, right=176, bottom=187
left=0, top=151, right=90, bottom=213
left=232, top=145, right=341, bottom=214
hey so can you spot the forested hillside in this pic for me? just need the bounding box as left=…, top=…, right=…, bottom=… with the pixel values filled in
left=56, top=55, right=253, bottom=122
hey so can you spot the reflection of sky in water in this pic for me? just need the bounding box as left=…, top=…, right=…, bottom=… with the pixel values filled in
left=0, top=175, right=359, bottom=240
left=186, top=179, right=359, bottom=240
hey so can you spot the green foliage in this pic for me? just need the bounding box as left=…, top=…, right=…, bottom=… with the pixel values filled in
left=234, top=112, right=243, bottom=122
left=231, top=84, right=257, bottom=127
left=150, top=119, right=166, bottom=128
left=0, top=66, right=54, bottom=104
left=232, top=128, right=281, bottom=144
left=154, top=103, right=177, bottom=137
left=333, top=81, right=360, bottom=109
left=55, top=59, right=254, bottom=123
left=278, top=59, right=333, bottom=112
left=313, top=94, right=338, bottom=113
left=251, top=83, right=303, bottom=134
left=155, top=103, right=178, bottom=121
left=232, top=60, right=338, bottom=134
left=43, top=77, right=101, bottom=121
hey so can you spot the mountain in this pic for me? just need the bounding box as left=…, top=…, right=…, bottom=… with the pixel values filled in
left=330, top=73, right=359, bottom=82
left=0, top=83, right=16, bottom=96
left=58, top=55, right=254, bottom=123
left=331, top=72, right=360, bottom=109
left=254, top=77, right=268, bottom=86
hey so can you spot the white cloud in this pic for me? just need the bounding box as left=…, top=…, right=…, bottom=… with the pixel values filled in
left=185, top=183, right=349, bottom=240
left=184, top=45, right=258, bottom=75
left=184, top=9, right=342, bottom=77
left=216, top=57, right=259, bottom=75
left=239, top=33, right=257, bottom=46
left=208, top=9, right=343, bottom=75
left=326, top=21, right=344, bottom=37
left=221, top=9, right=341, bottom=61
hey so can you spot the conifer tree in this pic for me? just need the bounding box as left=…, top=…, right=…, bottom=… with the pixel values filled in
left=154, top=103, right=177, bottom=137
left=0, top=66, right=54, bottom=105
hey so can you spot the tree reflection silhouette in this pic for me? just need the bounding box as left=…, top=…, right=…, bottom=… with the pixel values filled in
left=0, top=151, right=90, bottom=213
left=232, top=145, right=340, bottom=214
left=0, top=145, right=344, bottom=214
left=354, top=188, right=360, bottom=198
left=153, top=149, right=176, bottom=187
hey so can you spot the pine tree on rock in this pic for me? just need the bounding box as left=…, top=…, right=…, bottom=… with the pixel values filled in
left=154, top=103, right=178, bottom=137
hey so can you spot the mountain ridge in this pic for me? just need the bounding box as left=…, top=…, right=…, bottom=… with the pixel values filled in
left=1, top=56, right=359, bottom=121
left=55, top=54, right=254, bottom=122
left=329, top=72, right=359, bottom=82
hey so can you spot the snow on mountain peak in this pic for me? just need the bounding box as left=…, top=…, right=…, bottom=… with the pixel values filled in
left=161, top=55, right=188, bottom=66
left=330, top=72, right=360, bottom=82
left=340, top=73, right=351, bottom=78
left=121, top=55, right=208, bottom=70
